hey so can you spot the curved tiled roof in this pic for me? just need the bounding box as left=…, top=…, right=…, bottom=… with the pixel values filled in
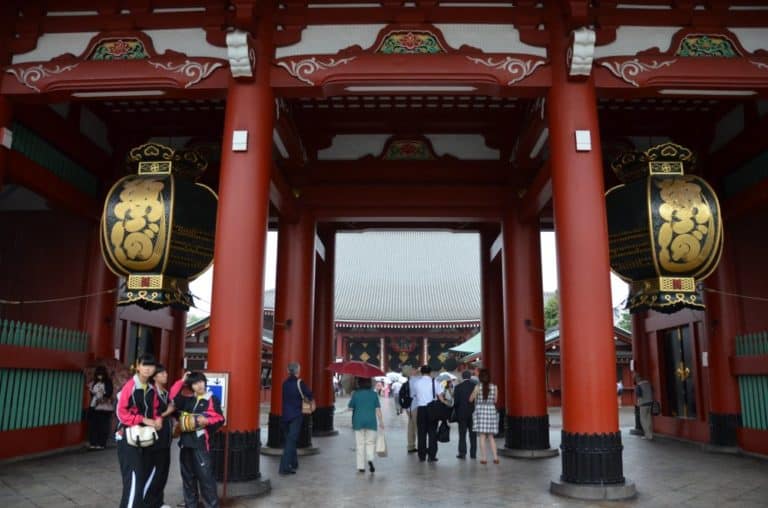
left=265, top=231, right=481, bottom=323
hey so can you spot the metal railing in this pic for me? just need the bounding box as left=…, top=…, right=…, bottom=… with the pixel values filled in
left=736, top=332, right=768, bottom=430
left=0, top=319, right=88, bottom=352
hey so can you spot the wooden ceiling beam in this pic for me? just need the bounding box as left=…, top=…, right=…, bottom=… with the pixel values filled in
left=519, top=160, right=551, bottom=223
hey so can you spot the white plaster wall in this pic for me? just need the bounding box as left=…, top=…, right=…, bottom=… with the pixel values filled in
left=595, top=26, right=681, bottom=58
left=436, top=24, right=547, bottom=57
left=11, top=29, right=226, bottom=64
left=428, top=134, right=499, bottom=159
left=144, top=29, right=227, bottom=59
left=318, top=134, right=389, bottom=160
left=12, top=32, right=98, bottom=64
left=276, top=25, right=386, bottom=58
left=730, top=28, right=768, bottom=54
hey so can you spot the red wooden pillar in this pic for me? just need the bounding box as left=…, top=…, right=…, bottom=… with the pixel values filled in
left=0, top=95, right=11, bottom=190
left=480, top=228, right=506, bottom=433
left=312, top=227, right=338, bottom=436
left=82, top=227, right=118, bottom=361
left=167, top=308, right=186, bottom=382
left=500, top=210, right=557, bottom=457
left=206, top=30, right=273, bottom=483
left=265, top=211, right=317, bottom=453
left=547, top=13, right=634, bottom=499
left=705, top=239, right=743, bottom=448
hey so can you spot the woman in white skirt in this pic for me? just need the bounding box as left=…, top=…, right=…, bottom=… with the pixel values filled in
left=469, top=368, right=499, bottom=464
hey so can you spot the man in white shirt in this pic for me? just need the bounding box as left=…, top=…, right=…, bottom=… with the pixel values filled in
left=410, top=365, right=445, bottom=462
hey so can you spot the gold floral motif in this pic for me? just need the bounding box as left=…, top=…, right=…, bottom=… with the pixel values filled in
left=675, top=361, right=691, bottom=381
left=656, top=177, right=716, bottom=273
left=110, top=178, right=167, bottom=271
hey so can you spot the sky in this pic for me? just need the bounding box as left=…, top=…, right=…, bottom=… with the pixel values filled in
left=188, top=231, right=628, bottom=316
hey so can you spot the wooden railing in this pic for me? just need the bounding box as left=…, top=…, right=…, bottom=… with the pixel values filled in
left=0, top=369, right=83, bottom=432
left=735, top=332, right=768, bottom=430
left=0, top=319, right=88, bottom=352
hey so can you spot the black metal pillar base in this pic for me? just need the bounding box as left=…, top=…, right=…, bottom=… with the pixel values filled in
left=312, top=406, right=338, bottom=436
left=218, top=479, right=271, bottom=504
left=552, top=431, right=635, bottom=500
left=261, top=413, right=319, bottom=457
left=629, top=406, right=644, bottom=436
left=210, top=429, right=263, bottom=482
left=500, top=415, right=558, bottom=458
left=709, top=412, right=740, bottom=448
left=495, top=407, right=506, bottom=439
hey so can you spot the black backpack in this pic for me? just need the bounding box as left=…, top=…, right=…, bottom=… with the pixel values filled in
left=399, top=380, right=413, bottom=409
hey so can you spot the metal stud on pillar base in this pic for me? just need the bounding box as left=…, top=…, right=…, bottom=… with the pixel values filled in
left=261, top=413, right=320, bottom=456
left=210, top=430, right=271, bottom=500
left=550, top=431, right=636, bottom=500
left=500, top=415, right=558, bottom=458
left=312, top=406, right=339, bottom=436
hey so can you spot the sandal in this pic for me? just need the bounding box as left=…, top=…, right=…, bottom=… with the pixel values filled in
left=493, top=459, right=500, bottom=464
left=480, top=460, right=487, bottom=464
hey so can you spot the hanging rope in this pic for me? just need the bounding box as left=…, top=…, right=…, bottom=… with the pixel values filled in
left=703, top=287, right=768, bottom=303
left=0, top=288, right=118, bottom=305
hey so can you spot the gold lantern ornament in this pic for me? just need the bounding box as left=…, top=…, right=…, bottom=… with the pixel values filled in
left=606, top=142, right=723, bottom=314
left=101, top=143, right=218, bottom=310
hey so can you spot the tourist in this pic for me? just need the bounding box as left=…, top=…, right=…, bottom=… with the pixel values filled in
left=617, top=379, right=624, bottom=408
left=635, top=374, right=654, bottom=440
left=391, top=378, right=403, bottom=415
left=453, top=370, right=477, bottom=460
left=116, top=354, right=162, bottom=508
left=145, top=364, right=174, bottom=508
left=469, top=368, right=499, bottom=464
left=411, top=365, right=445, bottom=462
left=348, top=377, right=384, bottom=473
left=170, top=371, right=225, bottom=508
left=399, top=364, right=417, bottom=453
left=87, top=365, right=114, bottom=450
left=279, top=362, right=314, bottom=475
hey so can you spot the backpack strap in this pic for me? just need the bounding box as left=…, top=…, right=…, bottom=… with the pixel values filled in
left=297, top=379, right=306, bottom=402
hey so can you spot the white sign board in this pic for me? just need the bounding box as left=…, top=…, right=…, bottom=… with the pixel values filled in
left=203, top=371, right=229, bottom=420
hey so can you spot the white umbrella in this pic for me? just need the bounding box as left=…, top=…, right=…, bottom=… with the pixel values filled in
left=436, top=372, right=457, bottom=382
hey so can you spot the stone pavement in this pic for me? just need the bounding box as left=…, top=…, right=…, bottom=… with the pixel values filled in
left=1, top=399, right=767, bottom=508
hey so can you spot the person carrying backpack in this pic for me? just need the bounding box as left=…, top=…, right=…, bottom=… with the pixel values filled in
left=399, top=365, right=417, bottom=453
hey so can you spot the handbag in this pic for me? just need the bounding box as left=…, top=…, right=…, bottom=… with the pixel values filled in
left=298, top=379, right=316, bottom=415
left=125, top=425, right=158, bottom=448
left=375, top=432, right=387, bottom=457
left=437, top=420, right=450, bottom=443
left=426, top=379, right=451, bottom=422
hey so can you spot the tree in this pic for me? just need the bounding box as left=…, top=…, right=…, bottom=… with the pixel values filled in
left=544, top=291, right=559, bottom=329
left=617, top=309, right=632, bottom=331
left=186, top=310, right=207, bottom=326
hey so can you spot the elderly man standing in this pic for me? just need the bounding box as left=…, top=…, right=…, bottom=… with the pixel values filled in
left=280, top=362, right=314, bottom=475
left=411, top=365, right=445, bottom=462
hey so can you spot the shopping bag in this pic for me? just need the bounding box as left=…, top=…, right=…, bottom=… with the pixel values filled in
left=375, top=432, right=387, bottom=457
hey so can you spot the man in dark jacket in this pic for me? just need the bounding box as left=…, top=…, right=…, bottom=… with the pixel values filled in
left=280, top=362, right=313, bottom=475
left=453, top=370, right=477, bottom=459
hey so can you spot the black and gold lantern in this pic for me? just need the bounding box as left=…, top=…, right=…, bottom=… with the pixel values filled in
left=606, top=142, right=723, bottom=314
left=101, top=143, right=217, bottom=310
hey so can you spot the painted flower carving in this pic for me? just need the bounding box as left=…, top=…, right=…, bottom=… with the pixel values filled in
left=109, top=40, right=130, bottom=58
left=400, top=32, right=420, bottom=51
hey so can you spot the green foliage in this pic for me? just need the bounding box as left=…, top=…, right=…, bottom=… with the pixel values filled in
left=544, top=292, right=559, bottom=329
left=617, top=310, right=632, bottom=331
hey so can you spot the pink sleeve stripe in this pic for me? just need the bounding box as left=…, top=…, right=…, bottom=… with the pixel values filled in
left=116, top=379, right=143, bottom=426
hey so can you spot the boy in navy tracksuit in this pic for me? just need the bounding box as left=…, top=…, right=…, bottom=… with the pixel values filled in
left=170, top=371, right=225, bottom=508
left=115, top=354, right=162, bottom=508
left=145, top=364, right=174, bottom=508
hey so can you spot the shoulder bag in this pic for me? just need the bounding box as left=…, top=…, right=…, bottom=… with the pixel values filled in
left=125, top=425, right=158, bottom=447
left=298, top=379, right=316, bottom=414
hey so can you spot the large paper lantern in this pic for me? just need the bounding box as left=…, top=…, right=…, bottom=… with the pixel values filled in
left=606, top=142, right=723, bottom=314
left=101, top=143, right=217, bottom=310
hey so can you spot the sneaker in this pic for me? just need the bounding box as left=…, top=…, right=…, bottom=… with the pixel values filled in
left=368, top=461, right=375, bottom=473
